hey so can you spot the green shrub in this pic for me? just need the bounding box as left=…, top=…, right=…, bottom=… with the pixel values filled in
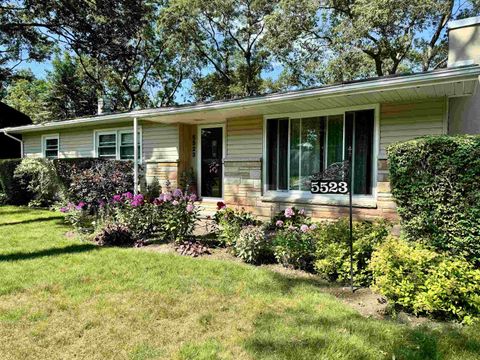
left=269, top=207, right=310, bottom=230
left=314, top=218, right=390, bottom=286
left=234, top=225, right=271, bottom=264
left=14, top=158, right=60, bottom=207
left=214, top=205, right=259, bottom=247
left=274, top=226, right=316, bottom=271
left=0, top=158, right=31, bottom=205
left=370, top=238, right=480, bottom=323
left=388, top=135, right=480, bottom=263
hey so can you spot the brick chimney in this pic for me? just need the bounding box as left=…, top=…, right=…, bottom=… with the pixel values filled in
left=448, top=16, right=480, bottom=68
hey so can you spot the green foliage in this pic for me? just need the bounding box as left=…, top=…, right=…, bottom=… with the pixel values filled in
left=13, top=158, right=60, bottom=207
left=93, top=223, right=135, bottom=247
left=388, top=135, right=480, bottom=264
left=270, top=207, right=310, bottom=229
left=370, top=238, right=480, bottom=323
left=234, top=225, right=271, bottom=264
left=144, top=177, right=162, bottom=202
left=0, top=159, right=31, bottom=205
left=113, top=201, right=161, bottom=241
left=214, top=206, right=259, bottom=247
left=274, top=227, right=316, bottom=271
left=59, top=159, right=135, bottom=211
left=314, top=219, right=390, bottom=286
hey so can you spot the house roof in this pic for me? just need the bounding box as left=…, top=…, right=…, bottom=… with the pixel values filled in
left=4, top=64, right=480, bottom=133
left=0, top=102, right=32, bottom=128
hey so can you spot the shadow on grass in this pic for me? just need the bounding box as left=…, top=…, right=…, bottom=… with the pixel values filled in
left=243, top=282, right=480, bottom=360
left=0, top=244, right=99, bottom=262
left=0, top=216, right=65, bottom=227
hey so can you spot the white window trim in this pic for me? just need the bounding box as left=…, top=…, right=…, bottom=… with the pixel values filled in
left=262, top=104, right=380, bottom=206
left=41, top=134, right=60, bottom=159
left=93, top=126, right=143, bottom=163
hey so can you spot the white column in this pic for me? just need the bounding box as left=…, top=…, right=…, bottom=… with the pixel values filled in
left=133, top=117, right=138, bottom=195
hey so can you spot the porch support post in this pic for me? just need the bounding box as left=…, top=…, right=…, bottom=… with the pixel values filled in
left=133, top=117, right=139, bottom=195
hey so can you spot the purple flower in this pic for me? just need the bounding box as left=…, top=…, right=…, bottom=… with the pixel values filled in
left=284, top=207, right=294, bottom=218
left=276, top=220, right=284, bottom=228
left=60, top=207, right=69, bottom=213
left=98, top=200, right=105, bottom=208
left=189, top=194, right=197, bottom=202
left=112, top=194, right=122, bottom=203
left=130, top=194, right=144, bottom=207
left=300, top=224, right=309, bottom=233
left=173, top=188, right=183, bottom=198
left=172, top=200, right=179, bottom=206
left=75, top=201, right=86, bottom=210
left=164, top=193, right=172, bottom=202
left=122, top=192, right=133, bottom=200
left=309, top=224, right=318, bottom=231
left=153, top=197, right=163, bottom=206
left=186, top=203, right=194, bottom=213
left=299, top=208, right=305, bottom=215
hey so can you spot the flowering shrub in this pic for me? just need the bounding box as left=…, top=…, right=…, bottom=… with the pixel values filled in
left=234, top=225, right=271, bottom=264
left=214, top=204, right=259, bottom=247
left=60, top=201, right=97, bottom=233
left=270, top=207, right=311, bottom=230
left=274, top=223, right=317, bottom=271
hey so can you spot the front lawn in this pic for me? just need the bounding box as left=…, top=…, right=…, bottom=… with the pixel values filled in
left=0, top=206, right=479, bottom=360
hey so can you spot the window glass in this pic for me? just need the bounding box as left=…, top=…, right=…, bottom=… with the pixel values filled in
left=266, top=110, right=374, bottom=195
left=98, top=133, right=116, bottom=159
left=44, top=137, right=58, bottom=159
left=119, top=132, right=140, bottom=160
left=326, top=115, right=344, bottom=166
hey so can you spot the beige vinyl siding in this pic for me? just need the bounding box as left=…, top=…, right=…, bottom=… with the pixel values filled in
left=22, top=122, right=179, bottom=161
left=226, top=116, right=263, bottom=159
left=379, top=98, right=446, bottom=158
left=23, top=134, right=42, bottom=158
left=142, top=123, right=179, bottom=161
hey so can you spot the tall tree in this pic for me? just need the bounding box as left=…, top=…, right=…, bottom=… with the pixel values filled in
left=266, top=0, right=480, bottom=88
left=165, top=0, right=277, bottom=101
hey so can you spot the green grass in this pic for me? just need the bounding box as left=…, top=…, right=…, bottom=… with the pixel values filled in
left=0, top=206, right=479, bottom=360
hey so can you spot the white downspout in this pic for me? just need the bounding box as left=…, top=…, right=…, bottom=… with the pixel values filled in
left=3, top=129, right=24, bottom=158
left=133, top=117, right=138, bottom=195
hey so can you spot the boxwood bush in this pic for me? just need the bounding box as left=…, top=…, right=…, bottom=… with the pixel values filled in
left=0, top=159, right=32, bottom=205
left=388, top=135, right=480, bottom=263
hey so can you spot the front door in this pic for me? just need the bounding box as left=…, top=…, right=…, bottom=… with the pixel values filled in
left=200, top=126, right=223, bottom=198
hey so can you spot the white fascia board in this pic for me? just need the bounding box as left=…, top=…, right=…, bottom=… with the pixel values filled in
left=5, top=65, right=480, bottom=133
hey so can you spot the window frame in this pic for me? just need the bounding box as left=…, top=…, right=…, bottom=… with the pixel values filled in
left=42, top=134, right=60, bottom=159
left=262, top=104, right=379, bottom=205
left=93, top=126, right=142, bottom=163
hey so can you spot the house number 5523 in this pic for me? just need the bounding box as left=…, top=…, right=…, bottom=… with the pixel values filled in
left=311, top=180, right=349, bottom=194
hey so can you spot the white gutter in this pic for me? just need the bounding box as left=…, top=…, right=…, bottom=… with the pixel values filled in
left=4, top=65, right=480, bottom=133
left=3, top=129, right=23, bottom=158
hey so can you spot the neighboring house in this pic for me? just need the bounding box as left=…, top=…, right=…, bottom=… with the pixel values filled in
left=3, top=17, right=480, bottom=221
left=0, top=102, right=32, bottom=159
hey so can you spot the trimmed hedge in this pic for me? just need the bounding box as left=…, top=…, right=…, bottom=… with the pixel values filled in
left=388, top=135, right=480, bottom=263
left=0, top=159, right=32, bottom=205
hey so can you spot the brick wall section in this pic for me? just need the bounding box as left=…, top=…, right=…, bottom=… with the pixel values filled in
left=145, top=161, right=179, bottom=189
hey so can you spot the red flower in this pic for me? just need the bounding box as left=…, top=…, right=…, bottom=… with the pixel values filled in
left=217, top=201, right=226, bottom=210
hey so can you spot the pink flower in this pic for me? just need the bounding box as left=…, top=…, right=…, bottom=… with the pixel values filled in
left=186, top=203, right=194, bottom=213
left=122, top=192, right=133, bottom=200
left=153, top=197, right=163, bottom=206
left=173, top=188, right=183, bottom=198
left=172, top=200, right=179, bottom=206
left=309, top=224, right=318, bottom=231
left=284, top=207, right=294, bottom=218
left=75, top=201, right=86, bottom=210
left=276, top=220, right=284, bottom=228
left=189, top=194, right=197, bottom=202
left=60, top=207, right=69, bottom=213
left=299, top=208, right=305, bottom=215
left=300, top=224, right=309, bottom=233
left=112, top=194, right=122, bottom=203
left=164, top=193, right=172, bottom=202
